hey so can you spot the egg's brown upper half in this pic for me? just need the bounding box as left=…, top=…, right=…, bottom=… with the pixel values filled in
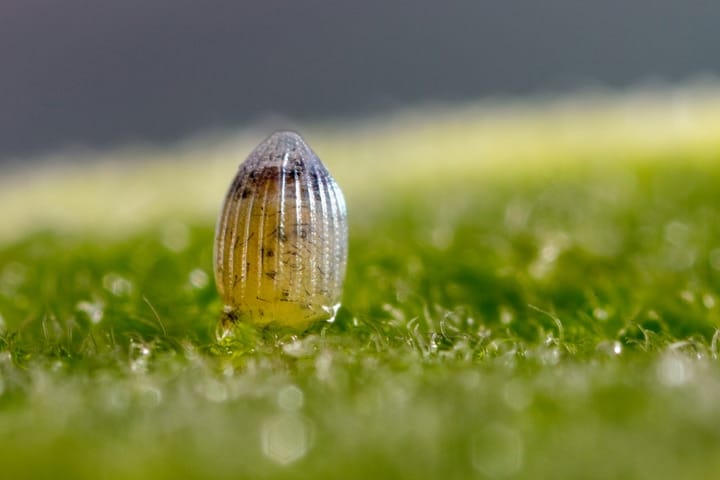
left=214, top=131, right=348, bottom=328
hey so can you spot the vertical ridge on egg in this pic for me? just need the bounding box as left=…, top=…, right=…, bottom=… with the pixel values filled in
left=214, top=130, right=348, bottom=329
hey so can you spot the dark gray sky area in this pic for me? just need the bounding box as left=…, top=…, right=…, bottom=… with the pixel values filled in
left=1, top=0, right=719, bottom=160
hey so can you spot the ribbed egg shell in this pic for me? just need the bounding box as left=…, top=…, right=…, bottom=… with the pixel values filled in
left=214, top=131, right=348, bottom=329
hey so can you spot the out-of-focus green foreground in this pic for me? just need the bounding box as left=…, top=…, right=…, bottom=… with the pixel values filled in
left=2, top=87, right=720, bottom=479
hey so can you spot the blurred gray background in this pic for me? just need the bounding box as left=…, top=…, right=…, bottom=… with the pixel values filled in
left=1, top=0, right=719, bottom=161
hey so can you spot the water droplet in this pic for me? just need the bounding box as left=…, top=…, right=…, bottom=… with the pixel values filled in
left=428, top=333, right=439, bottom=354
left=282, top=336, right=318, bottom=358
left=137, top=385, right=163, bottom=408
left=680, top=290, right=695, bottom=304
left=593, top=307, right=609, bottom=321
left=540, top=244, right=560, bottom=262
left=597, top=340, right=623, bottom=356
left=162, top=221, right=190, bottom=252
left=103, top=273, right=133, bottom=297
left=51, top=360, right=65, bottom=372
left=529, top=235, right=569, bottom=279
left=657, top=353, right=693, bottom=387
left=499, top=307, right=514, bottom=325
left=539, top=347, right=560, bottom=365
left=76, top=299, right=105, bottom=324
left=189, top=268, right=209, bottom=289
left=703, top=294, right=716, bottom=309
left=277, top=385, right=304, bottom=411
left=129, top=340, right=152, bottom=373
left=261, top=414, right=313, bottom=465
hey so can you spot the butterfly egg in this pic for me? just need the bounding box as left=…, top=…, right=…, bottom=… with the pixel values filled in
left=214, top=130, right=348, bottom=330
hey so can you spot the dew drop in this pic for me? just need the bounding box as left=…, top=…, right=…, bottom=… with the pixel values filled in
left=657, top=353, right=693, bottom=387
left=137, top=385, right=163, bottom=408
left=664, top=221, right=690, bottom=246
left=189, top=268, right=209, bottom=289
left=129, top=340, right=152, bottom=374
left=261, top=414, right=313, bottom=465
left=277, top=385, right=304, bottom=411
left=103, top=273, right=133, bottom=297
left=703, top=294, right=716, bottom=309
left=593, top=307, right=609, bottom=321
left=680, top=290, right=695, bottom=304
left=499, top=307, right=514, bottom=325
left=76, top=299, right=105, bottom=324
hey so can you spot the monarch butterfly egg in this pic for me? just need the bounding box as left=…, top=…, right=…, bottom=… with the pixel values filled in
left=214, top=130, right=348, bottom=331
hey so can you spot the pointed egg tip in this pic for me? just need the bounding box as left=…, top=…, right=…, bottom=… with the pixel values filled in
left=244, top=130, right=320, bottom=170
left=262, top=130, right=312, bottom=155
left=267, top=129, right=304, bottom=143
